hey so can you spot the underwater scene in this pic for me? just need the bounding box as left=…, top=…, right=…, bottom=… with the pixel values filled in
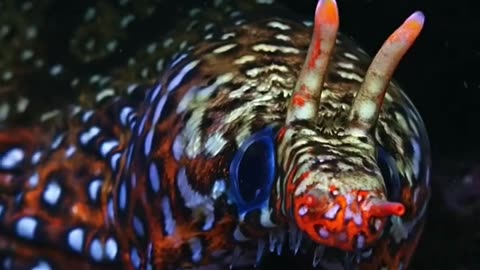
left=0, top=0, right=478, bottom=269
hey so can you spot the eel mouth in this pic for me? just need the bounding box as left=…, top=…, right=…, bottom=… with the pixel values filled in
left=253, top=224, right=374, bottom=269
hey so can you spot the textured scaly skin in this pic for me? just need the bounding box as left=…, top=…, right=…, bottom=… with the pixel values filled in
left=0, top=0, right=430, bottom=269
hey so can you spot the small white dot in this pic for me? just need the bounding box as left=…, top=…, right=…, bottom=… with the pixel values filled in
left=120, top=14, right=135, bottom=28
left=90, top=238, right=104, bottom=261
left=16, top=216, right=38, bottom=240
left=79, top=126, right=100, bottom=145
left=105, top=237, right=118, bottom=260
left=106, top=40, right=118, bottom=52
left=31, top=261, right=52, bottom=270
left=49, top=64, right=63, bottom=76
left=130, top=247, right=140, bottom=268
left=43, top=181, right=62, bottom=206
left=68, top=228, right=85, bottom=252
left=88, top=179, right=103, bottom=202
left=100, top=140, right=119, bottom=157
left=0, top=148, right=24, bottom=169
left=28, top=173, right=39, bottom=188
left=25, top=26, right=37, bottom=40
left=84, top=7, right=96, bottom=22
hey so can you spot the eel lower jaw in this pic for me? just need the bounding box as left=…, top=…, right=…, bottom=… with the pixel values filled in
left=258, top=223, right=374, bottom=269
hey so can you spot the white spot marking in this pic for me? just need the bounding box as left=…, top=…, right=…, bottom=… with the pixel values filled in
left=133, top=216, right=145, bottom=236
left=252, top=44, right=299, bottom=54
left=144, top=128, right=154, bottom=156
left=267, top=21, right=291, bottom=30
left=100, top=140, right=119, bottom=157
left=337, top=61, right=355, bottom=70
left=120, top=106, right=134, bottom=126
left=212, top=43, right=237, bottom=54
left=107, top=198, right=114, bottom=221
left=204, top=23, right=215, bottom=31
left=21, top=49, right=34, bottom=61
left=221, top=32, right=236, bottom=40
left=344, top=52, right=360, bottom=61
left=82, top=110, right=94, bottom=122
left=245, top=64, right=289, bottom=77
left=118, top=180, right=127, bottom=210
left=189, top=8, right=201, bottom=17
left=146, top=42, right=157, bottom=54
left=275, top=34, right=291, bottom=41
left=0, top=102, right=9, bottom=121
left=28, top=173, right=39, bottom=188
left=2, top=71, right=13, bottom=81
left=25, top=26, right=38, bottom=40
left=16, top=217, right=38, bottom=240
left=51, top=134, right=65, bottom=149
left=84, top=7, right=96, bottom=22
left=16, top=97, right=29, bottom=113
left=106, top=40, right=118, bottom=52
left=149, top=162, right=161, bottom=193
left=256, top=0, right=274, bottom=3
left=336, top=70, right=363, bottom=82
left=172, top=134, right=184, bottom=161
left=88, top=179, right=103, bottom=202
left=324, top=204, right=340, bottom=219
left=96, top=88, right=115, bottom=103
left=163, top=38, right=173, bottom=48
left=43, top=181, right=62, bottom=206
left=189, top=238, right=202, bottom=262
left=49, top=64, right=63, bottom=76
left=131, top=247, right=140, bottom=268
left=0, top=148, right=24, bottom=169
left=120, top=14, right=135, bottom=28
left=303, top=20, right=313, bottom=27
left=105, top=237, right=118, bottom=260
left=40, top=109, right=61, bottom=122
left=110, top=153, right=121, bottom=170
left=161, top=197, right=175, bottom=235
left=65, top=145, right=76, bottom=158
left=68, top=228, right=85, bottom=252
left=211, top=180, right=226, bottom=200
left=31, top=151, right=42, bottom=165
left=31, top=261, right=52, bottom=270
left=90, top=238, right=104, bottom=262
left=204, top=33, right=213, bottom=40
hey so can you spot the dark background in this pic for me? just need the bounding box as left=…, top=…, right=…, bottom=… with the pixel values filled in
left=276, top=0, right=480, bottom=269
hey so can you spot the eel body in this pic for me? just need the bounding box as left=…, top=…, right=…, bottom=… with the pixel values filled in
left=0, top=0, right=431, bottom=269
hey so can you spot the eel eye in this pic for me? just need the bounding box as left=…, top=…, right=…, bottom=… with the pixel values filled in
left=377, top=147, right=401, bottom=201
left=229, top=127, right=277, bottom=214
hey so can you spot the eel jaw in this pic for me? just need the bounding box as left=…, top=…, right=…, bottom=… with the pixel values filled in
left=293, top=189, right=405, bottom=252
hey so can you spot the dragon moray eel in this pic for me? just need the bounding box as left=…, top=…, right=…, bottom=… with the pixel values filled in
left=0, top=0, right=431, bottom=269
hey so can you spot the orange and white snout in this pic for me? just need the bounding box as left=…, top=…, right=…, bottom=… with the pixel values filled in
left=293, top=188, right=405, bottom=251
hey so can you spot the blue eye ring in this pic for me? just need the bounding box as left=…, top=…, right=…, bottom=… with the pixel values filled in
left=229, top=127, right=277, bottom=215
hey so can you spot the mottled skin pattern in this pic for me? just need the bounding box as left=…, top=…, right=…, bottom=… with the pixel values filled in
left=0, top=0, right=430, bottom=269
